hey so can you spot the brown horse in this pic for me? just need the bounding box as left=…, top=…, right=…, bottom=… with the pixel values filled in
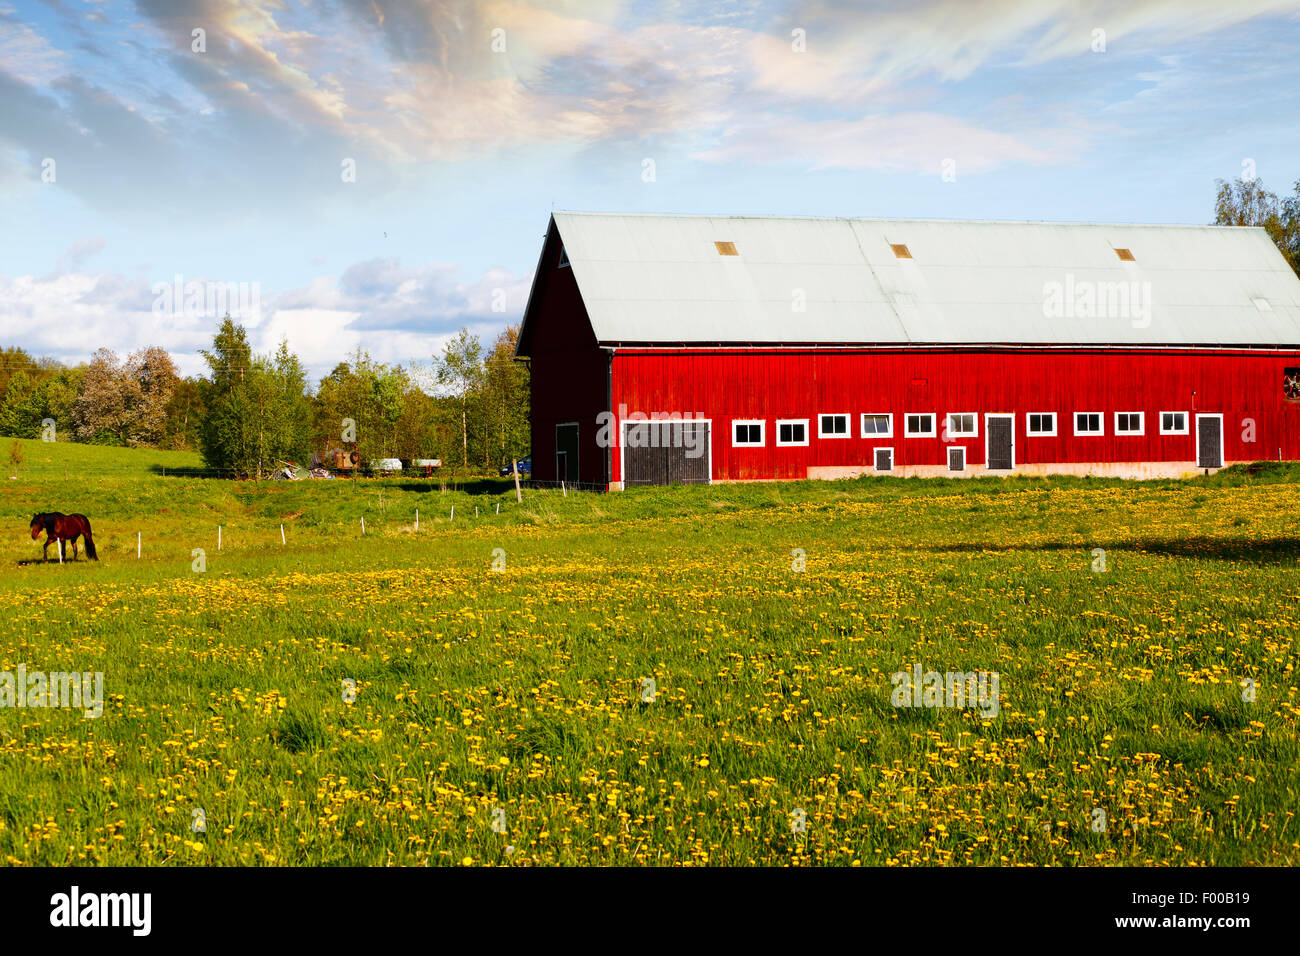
left=29, top=512, right=97, bottom=562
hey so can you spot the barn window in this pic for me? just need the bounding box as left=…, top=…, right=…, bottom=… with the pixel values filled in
left=1284, top=368, right=1300, bottom=400
left=1115, top=412, right=1144, bottom=435
left=776, top=419, right=809, bottom=446
left=905, top=413, right=935, bottom=437
left=861, top=413, right=893, bottom=438
left=1114, top=248, right=1135, bottom=261
left=1026, top=413, right=1056, bottom=436
left=945, top=413, right=977, bottom=438
left=557, top=246, right=570, bottom=269
left=1074, top=412, right=1103, bottom=435
left=1160, top=411, right=1188, bottom=435
left=818, top=413, right=849, bottom=438
left=714, top=241, right=739, bottom=256
left=948, top=447, right=966, bottom=472
left=732, top=420, right=765, bottom=447
left=890, top=243, right=912, bottom=259
left=874, top=448, right=894, bottom=472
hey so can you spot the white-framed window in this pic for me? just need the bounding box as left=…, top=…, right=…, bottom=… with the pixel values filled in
left=947, top=446, right=966, bottom=472
left=905, top=413, right=935, bottom=437
left=1115, top=411, right=1144, bottom=435
left=732, top=419, right=765, bottom=447
left=1074, top=412, right=1104, bottom=436
left=1159, top=411, right=1189, bottom=435
left=817, top=413, right=849, bottom=438
left=945, top=413, right=978, bottom=438
left=860, top=413, right=893, bottom=438
left=874, top=447, right=894, bottom=472
left=776, top=419, right=809, bottom=447
left=1026, top=412, right=1057, bottom=436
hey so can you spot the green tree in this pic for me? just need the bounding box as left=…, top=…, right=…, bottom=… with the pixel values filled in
left=482, top=324, right=530, bottom=469
left=0, top=371, right=45, bottom=438
left=434, top=328, right=485, bottom=472
left=258, top=339, right=313, bottom=467
left=0, top=347, right=56, bottom=401
left=0, top=351, right=65, bottom=439
left=199, top=315, right=257, bottom=476
left=1214, top=176, right=1300, bottom=276
left=199, top=321, right=313, bottom=478
left=164, top=376, right=206, bottom=450
left=42, top=366, right=85, bottom=440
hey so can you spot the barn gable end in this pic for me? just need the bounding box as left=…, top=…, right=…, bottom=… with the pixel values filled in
left=516, top=216, right=609, bottom=487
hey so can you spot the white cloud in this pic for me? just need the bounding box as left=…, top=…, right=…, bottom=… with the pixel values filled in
left=0, top=256, right=533, bottom=382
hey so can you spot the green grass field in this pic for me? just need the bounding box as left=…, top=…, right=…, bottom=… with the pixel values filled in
left=0, top=437, right=1296, bottom=865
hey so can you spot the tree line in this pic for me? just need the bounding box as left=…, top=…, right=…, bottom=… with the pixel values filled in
left=1214, top=176, right=1300, bottom=276
left=0, top=316, right=529, bottom=479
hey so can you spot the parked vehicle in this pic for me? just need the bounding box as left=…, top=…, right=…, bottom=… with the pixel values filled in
left=499, top=456, right=531, bottom=477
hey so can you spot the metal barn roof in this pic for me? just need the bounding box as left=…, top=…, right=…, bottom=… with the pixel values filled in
left=547, top=212, right=1300, bottom=347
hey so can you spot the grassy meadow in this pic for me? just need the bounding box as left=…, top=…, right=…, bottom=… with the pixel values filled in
left=0, top=436, right=1296, bottom=866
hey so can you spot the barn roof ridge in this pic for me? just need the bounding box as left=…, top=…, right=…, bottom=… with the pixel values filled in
left=522, top=211, right=1300, bottom=350
left=550, top=209, right=1263, bottom=232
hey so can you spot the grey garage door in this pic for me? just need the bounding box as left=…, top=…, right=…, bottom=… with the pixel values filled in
left=623, top=422, right=710, bottom=485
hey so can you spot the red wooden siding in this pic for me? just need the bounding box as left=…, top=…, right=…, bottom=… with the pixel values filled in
left=607, top=348, right=1300, bottom=482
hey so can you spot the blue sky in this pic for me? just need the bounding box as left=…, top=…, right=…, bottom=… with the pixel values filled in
left=1, top=0, right=1298, bottom=381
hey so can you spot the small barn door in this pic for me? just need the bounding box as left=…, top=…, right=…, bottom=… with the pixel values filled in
left=623, top=421, right=711, bottom=486
left=986, top=415, right=1014, bottom=470
left=669, top=422, right=710, bottom=484
left=555, top=423, right=579, bottom=483
left=1197, top=414, right=1223, bottom=469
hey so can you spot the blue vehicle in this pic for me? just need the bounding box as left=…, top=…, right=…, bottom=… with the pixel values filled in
left=500, top=455, right=531, bottom=477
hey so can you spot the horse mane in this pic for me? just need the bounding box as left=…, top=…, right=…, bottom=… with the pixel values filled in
left=31, top=512, right=62, bottom=535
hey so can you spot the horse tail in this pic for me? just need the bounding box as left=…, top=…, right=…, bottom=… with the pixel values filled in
left=82, top=518, right=98, bottom=560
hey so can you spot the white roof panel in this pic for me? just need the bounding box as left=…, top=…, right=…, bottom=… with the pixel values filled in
left=549, top=212, right=1300, bottom=346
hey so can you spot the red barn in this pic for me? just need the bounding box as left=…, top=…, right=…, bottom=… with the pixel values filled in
left=516, top=213, right=1300, bottom=489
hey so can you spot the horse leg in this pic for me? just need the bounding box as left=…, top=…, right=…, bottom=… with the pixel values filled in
left=43, top=537, right=49, bottom=562
left=71, top=537, right=78, bottom=560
